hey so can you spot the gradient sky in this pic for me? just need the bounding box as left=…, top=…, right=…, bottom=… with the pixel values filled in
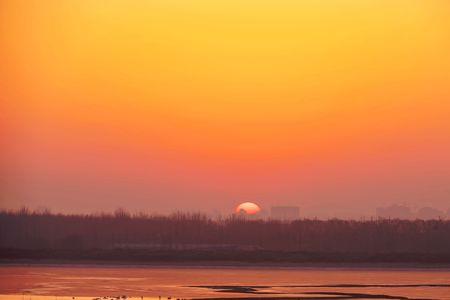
left=1, top=1, right=450, bottom=217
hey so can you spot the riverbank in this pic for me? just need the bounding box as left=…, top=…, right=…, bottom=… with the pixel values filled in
left=2, top=248, right=450, bottom=267
left=1, top=260, right=450, bottom=270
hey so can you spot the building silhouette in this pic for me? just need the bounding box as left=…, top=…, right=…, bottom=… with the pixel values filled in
left=416, top=207, right=445, bottom=220
left=376, top=204, right=413, bottom=220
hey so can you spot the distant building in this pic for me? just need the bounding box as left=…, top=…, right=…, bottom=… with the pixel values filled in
left=376, top=204, right=413, bottom=220
left=270, top=206, right=300, bottom=221
left=416, top=207, right=445, bottom=220
left=376, top=204, right=446, bottom=220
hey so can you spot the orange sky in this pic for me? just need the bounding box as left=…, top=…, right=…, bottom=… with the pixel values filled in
left=1, top=1, right=450, bottom=217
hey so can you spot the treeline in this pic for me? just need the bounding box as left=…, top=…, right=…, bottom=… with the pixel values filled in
left=1, top=208, right=450, bottom=256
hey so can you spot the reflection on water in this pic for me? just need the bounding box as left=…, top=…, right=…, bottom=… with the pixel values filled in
left=0, top=265, right=449, bottom=300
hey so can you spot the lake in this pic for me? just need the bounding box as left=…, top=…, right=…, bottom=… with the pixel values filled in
left=0, top=265, right=449, bottom=300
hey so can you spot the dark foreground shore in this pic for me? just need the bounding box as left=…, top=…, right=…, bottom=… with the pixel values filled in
left=2, top=248, right=450, bottom=267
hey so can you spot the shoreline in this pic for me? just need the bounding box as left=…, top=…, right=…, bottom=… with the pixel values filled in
left=1, top=259, right=450, bottom=270
left=2, top=248, right=450, bottom=267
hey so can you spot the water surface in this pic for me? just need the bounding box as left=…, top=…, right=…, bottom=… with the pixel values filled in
left=0, top=265, right=449, bottom=300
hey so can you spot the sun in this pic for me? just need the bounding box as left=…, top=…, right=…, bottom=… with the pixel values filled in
left=235, top=202, right=261, bottom=215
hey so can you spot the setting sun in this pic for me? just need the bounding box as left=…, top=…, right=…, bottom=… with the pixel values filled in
left=235, top=202, right=261, bottom=215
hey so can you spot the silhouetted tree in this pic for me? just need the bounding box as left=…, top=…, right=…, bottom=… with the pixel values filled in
left=0, top=208, right=449, bottom=254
